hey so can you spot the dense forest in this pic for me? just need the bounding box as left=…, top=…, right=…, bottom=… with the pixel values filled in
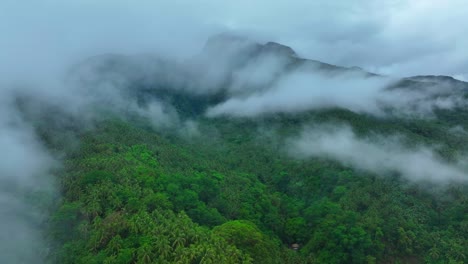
left=42, top=110, right=468, bottom=264
left=9, top=37, right=468, bottom=263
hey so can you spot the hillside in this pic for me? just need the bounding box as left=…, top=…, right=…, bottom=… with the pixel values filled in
left=16, top=36, right=468, bottom=263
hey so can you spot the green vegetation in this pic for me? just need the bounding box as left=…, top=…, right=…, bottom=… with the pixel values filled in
left=42, top=106, right=467, bottom=264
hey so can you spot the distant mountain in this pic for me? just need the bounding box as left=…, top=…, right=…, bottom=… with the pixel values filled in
left=39, top=35, right=468, bottom=264
left=67, top=34, right=468, bottom=119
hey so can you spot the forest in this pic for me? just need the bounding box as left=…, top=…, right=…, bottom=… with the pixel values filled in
left=3, top=2, right=468, bottom=264
left=41, top=106, right=467, bottom=263
left=2, top=34, right=467, bottom=264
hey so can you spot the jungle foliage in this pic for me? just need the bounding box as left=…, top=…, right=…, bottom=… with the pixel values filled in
left=44, top=106, right=467, bottom=263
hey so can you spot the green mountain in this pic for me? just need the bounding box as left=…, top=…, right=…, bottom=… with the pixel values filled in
left=26, top=36, right=468, bottom=263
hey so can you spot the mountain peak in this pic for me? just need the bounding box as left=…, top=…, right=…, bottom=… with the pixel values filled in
left=261, top=41, right=297, bottom=57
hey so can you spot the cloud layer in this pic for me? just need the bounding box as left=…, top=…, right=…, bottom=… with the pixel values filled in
left=0, top=91, right=57, bottom=263
left=204, top=58, right=468, bottom=118
left=0, top=2, right=467, bottom=262
left=1, top=0, right=467, bottom=80
left=288, top=124, right=468, bottom=183
left=206, top=71, right=392, bottom=117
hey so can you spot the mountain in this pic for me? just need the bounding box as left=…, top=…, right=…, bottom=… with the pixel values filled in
left=30, top=35, right=468, bottom=264
left=68, top=34, right=468, bottom=121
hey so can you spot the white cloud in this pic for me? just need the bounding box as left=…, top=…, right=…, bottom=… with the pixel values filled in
left=0, top=92, right=57, bottom=263
left=206, top=62, right=467, bottom=118
left=1, top=0, right=466, bottom=81
left=207, top=71, right=392, bottom=117
left=0, top=2, right=467, bottom=261
left=288, top=124, right=468, bottom=183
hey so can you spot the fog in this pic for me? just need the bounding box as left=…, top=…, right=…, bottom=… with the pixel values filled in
left=2, top=1, right=467, bottom=81
left=0, top=1, right=467, bottom=263
left=207, top=71, right=390, bottom=117
left=288, top=124, right=468, bottom=183
left=203, top=48, right=467, bottom=118
left=0, top=90, right=57, bottom=263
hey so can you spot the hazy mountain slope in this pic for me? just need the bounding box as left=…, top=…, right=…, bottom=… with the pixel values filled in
left=68, top=34, right=468, bottom=120
left=15, top=36, right=466, bottom=263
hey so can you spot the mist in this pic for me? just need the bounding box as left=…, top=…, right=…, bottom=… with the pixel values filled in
left=206, top=71, right=390, bottom=117
left=0, top=90, right=57, bottom=263
left=287, top=124, right=468, bottom=183
left=205, top=58, right=467, bottom=118
left=3, top=1, right=467, bottom=80
left=1, top=1, right=467, bottom=263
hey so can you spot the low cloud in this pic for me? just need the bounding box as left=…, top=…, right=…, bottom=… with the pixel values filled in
left=206, top=62, right=468, bottom=118
left=287, top=124, right=468, bottom=183
left=206, top=71, right=392, bottom=117
left=0, top=2, right=467, bottom=262
left=0, top=49, right=181, bottom=264
left=0, top=92, right=58, bottom=264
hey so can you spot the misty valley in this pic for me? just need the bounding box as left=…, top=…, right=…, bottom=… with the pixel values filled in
left=2, top=35, right=468, bottom=264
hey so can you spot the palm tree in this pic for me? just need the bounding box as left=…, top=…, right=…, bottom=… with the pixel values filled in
left=155, top=237, right=172, bottom=260
left=137, top=243, right=153, bottom=264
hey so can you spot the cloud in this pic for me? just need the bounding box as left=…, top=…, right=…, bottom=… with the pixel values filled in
left=217, top=0, right=468, bottom=78
left=1, top=0, right=467, bottom=81
left=205, top=61, right=468, bottom=118
left=0, top=92, right=58, bottom=264
left=0, top=1, right=467, bottom=261
left=287, top=124, right=468, bottom=183
left=0, top=23, right=183, bottom=264
left=206, top=70, right=392, bottom=117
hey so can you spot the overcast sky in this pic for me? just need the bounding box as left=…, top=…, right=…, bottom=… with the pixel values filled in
left=1, top=0, right=467, bottom=81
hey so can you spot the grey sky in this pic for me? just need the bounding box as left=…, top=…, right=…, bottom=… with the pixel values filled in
left=1, top=0, right=467, bottom=82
